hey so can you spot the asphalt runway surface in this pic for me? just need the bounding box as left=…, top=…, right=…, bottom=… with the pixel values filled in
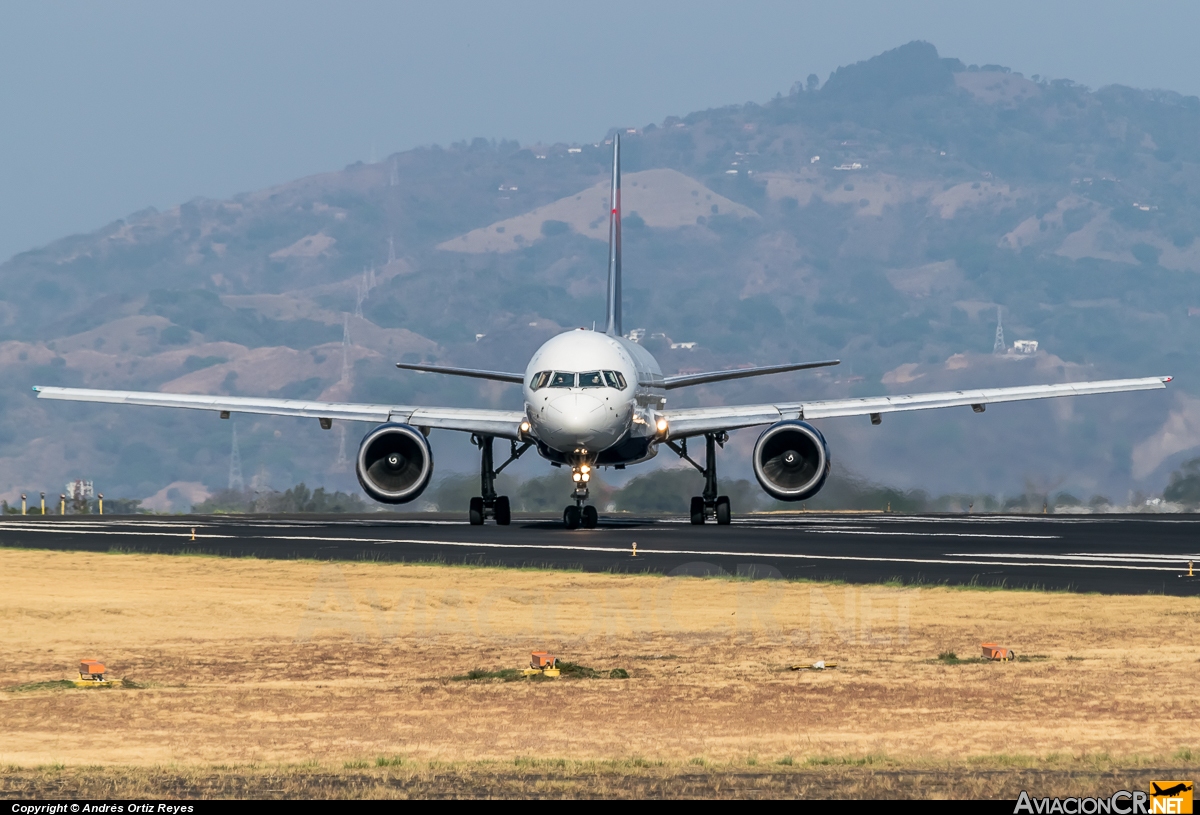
left=2, top=512, right=1199, bottom=596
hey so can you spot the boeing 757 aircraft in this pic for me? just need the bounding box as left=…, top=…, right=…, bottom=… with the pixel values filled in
left=34, top=135, right=1171, bottom=528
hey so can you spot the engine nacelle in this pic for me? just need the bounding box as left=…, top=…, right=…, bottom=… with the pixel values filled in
left=752, top=420, right=830, bottom=502
left=356, top=423, right=434, bottom=504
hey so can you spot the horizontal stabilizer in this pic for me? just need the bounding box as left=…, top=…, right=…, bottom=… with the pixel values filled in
left=395, top=362, right=524, bottom=384
left=662, top=359, right=840, bottom=390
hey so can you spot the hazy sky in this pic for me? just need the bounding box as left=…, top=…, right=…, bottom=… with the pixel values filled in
left=4, top=1, right=1200, bottom=263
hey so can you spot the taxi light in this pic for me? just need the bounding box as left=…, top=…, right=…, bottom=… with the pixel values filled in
left=656, top=418, right=669, bottom=433
left=581, top=473, right=590, bottom=482
left=572, top=472, right=582, bottom=482
left=581, top=464, right=591, bottom=473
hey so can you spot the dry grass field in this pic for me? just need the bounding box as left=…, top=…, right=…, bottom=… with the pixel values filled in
left=0, top=547, right=1196, bottom=798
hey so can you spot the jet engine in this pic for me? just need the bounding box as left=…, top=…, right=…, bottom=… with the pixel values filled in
left=356, top=423, right=434, bottom=504
left=752, top=420, right=830, bottom=501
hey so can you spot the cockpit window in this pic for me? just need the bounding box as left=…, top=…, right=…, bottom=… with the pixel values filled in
left=530, top=371, right=551, bottom=391
left=603, top=370, right=627, bottom=389
left=578, top=371, right=605, bottom=388
left=549, top=371, right=576, bottom=388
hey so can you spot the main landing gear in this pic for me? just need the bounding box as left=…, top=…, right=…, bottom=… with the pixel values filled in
left=468, top=435, right=531, bottom=525
left=562, top=460, right=598, bottom=529
left=667, top=432, right=732, bottom=525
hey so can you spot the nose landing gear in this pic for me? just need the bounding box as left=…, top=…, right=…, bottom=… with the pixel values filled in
left=468, top=435, right=531, bottom=525
left=669, top=432, right=732, bottom=525
left=562, top=461, right=598, bottom=529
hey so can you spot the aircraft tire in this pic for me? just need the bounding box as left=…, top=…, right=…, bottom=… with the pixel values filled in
left=495, top=496, right=511, bottom=526
left=715, top=496, right=731, bottom=525
left=581, top=505, right=598, bottom=528
left=563, top=505, right=581, bottom=529
left=469, top=496, right=484, bottom=526
left=690, top=496, right=705, bottom=525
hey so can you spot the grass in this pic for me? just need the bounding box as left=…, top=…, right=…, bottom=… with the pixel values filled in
left=449, top=668, right=525, bottom=682
left=0, top=547, right=1197, bottom=775
left=5, top=680, right=86, bottom=693
left=450, top=662, right=629, bottom=681
left=934, top=651, right=987, bottom=665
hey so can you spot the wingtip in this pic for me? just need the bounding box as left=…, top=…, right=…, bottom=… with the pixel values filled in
left=1163, top=376, right=1173, bottom=383
left=31, top=386, right=40, bottom=393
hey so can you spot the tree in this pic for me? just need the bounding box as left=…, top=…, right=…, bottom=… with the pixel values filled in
left=1163, top=458, right=1200, bottom=506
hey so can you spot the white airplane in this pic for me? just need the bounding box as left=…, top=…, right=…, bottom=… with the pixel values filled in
left=35, top=135, right=1171, bottom=528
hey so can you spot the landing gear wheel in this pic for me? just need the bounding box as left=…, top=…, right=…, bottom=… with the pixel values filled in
left=563, top=505, right=582, bottom=529
left=495, top=496, right=511, bottom=526
left=581, top=505, right=598, bottom=528
left=715, top=495, right=731, bottom=525
left=690, top=496, right=705, bottom=525
left=469, top=497, right=484, bottom=526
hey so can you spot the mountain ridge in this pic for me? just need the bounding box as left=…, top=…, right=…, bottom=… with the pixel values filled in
left=2, top=40, right=1198, bottom=508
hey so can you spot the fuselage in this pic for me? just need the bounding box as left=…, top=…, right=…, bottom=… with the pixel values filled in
left=523, top=328, right=665, bottom=466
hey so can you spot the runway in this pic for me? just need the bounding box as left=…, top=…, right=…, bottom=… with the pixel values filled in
left=1, top=512, right=1198, bottom=595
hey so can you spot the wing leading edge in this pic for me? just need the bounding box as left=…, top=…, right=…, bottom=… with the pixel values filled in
left=660, top=376, right=1171, bottom=439
left=32, top=386, right=527, bottom=440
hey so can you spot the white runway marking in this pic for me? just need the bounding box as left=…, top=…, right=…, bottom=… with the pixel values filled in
left=1, top=520, right=1191, bottom=574
left=215, top=533, right=1186, bottom=572
left=947, top=551, right=1198, bottom=565
left=742, top=526, right=1060, bottom=539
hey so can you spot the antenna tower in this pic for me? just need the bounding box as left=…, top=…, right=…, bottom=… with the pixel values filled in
left=334, top=423, right=349, bottom=470
left=341, top=314, right=352, bottom=383
left=228, top=424, right=244, bottom=491
left=354, top=268, right=368, bottom=319
left=993, top=306, right=1006, bottom=355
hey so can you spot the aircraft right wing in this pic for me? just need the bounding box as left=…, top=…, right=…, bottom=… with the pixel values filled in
left=659, top=376, right=1172, bottom=439
left=32, top=386, right=528, bottom=439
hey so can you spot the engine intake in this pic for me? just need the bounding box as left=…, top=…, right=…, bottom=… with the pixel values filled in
left=752, top=420, right=830, bottom=501
left=356, top=423, right=433, bottom=504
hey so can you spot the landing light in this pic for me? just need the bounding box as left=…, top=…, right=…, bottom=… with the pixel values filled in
left=580, top=464, right=591, bottom=473
left=656, top=417, right=669, bottom=434
left=519, top=420, right=531, bottom=433
left=572, top=472, right=582, bottom=482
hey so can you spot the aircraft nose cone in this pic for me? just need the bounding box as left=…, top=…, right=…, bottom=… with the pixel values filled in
left=540, top=393, right=622, bottom=449
left=550, top=394, right=604, bottom=434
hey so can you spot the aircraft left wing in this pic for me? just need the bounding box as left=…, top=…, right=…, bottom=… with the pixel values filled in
left=32, top=386, right=528, bottom=439
left=659, top=376, right=1171, bottom=439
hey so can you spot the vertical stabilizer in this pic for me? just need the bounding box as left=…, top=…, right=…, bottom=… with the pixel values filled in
left=603, top=133, right=622, bottom=336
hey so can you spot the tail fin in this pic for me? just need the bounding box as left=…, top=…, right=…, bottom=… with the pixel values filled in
left=603, top=133, right=622, bottom=336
